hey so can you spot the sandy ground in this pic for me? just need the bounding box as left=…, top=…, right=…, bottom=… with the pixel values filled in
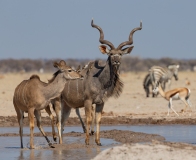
left=0, top=71, right=196, bottom=159
left=0, top=71, right=195, bottom=118
left=93, top=142, right=196, bottom=160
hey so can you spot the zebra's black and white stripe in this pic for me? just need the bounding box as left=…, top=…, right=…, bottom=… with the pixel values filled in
left=143, top=64, right=179, bottom=97
left=143, top=73, right=152, bottom=97
left=143, top=73, right=167, bottom=97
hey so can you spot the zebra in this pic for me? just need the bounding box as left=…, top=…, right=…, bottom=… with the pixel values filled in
left=143, top=73, right=167, bottom=97
left=143, top=64, right=180, bottom=97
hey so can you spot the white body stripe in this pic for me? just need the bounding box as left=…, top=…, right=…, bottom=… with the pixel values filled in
left=171, top=93, right=180, bottom=100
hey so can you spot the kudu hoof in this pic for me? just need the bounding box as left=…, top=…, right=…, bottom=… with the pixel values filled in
left=83, top=128, right=87, bottom=133
left=49, top=143, right=55, bottom=148
left=53, top=137, right=57, bottom=142
left=29, top=146, right=35, bottom=149
left=85, top=140, right=89, bottom=145
left=89, top=131, right=95, bottom=136
left=97, top=143, right=102, bottom=146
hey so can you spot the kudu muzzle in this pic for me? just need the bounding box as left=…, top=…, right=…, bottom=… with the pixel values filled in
left=112, top=55, right=121, bottom=65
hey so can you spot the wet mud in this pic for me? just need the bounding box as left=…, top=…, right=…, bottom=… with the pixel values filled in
left=0, top=116, right=196, bottom=127
left=0, top=129, right=165, bottom=145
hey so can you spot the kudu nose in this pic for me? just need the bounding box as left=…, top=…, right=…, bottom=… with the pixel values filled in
left=113, top=58, right=120, bottom=65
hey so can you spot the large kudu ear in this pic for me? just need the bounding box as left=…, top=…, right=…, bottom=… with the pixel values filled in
left=122, top=46, right=134, bottom=55
left=53, top=60, right=67, bottom=71
left=99, top=45, right=110, bottom=54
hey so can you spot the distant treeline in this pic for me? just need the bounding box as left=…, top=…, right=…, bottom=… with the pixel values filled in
left=0, top=57, right=196, bottom=73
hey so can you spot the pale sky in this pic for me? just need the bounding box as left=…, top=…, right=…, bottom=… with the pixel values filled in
left=0, top=1, right=196, bottom=60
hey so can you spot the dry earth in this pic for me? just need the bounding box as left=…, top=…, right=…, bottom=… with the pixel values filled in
left=0, top=71, right=195, bottom=121
left=0, top=71, right=196, bottom=159
left=93, top=141, right=196, bottom=160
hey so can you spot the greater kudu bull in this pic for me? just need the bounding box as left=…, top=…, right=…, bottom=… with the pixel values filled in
left=54, top=19, right=142, bottom=145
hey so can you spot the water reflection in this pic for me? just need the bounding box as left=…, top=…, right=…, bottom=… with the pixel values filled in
left=18, top=150, right=36, bottom=160
left=15, top=142, right=109, bottom=160
left=0, top=125, right=196, bottom=159
left=0, top=136, right=117, bottom=160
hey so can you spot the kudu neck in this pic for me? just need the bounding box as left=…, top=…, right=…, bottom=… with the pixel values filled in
left=99, top=57, right=118, bottom=84
left=44, top=73, right=66, bottom=99
left=97, top=57, right=123, bottom=98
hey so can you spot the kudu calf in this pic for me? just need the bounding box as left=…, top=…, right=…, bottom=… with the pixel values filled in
left=13, top=60, right=82, bottom=149
left=53, top=19, right=142, bottom=145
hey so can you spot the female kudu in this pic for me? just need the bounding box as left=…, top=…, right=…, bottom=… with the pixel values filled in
left=13, top=60, right=82, bottom=149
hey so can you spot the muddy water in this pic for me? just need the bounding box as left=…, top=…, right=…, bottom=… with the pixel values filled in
left=0, top=125, right=195, bottom=159
left=102, top=125, right=196, bottom=144
left=0, top=136, right=118, bottom=160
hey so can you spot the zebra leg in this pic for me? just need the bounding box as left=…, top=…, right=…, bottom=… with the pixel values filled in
left=161, top=81, right=166, bottom=91
left=146, top=87, right=150, bottom=97
left=153, top=82, right=158, bottom=97
left=167, top=79, right=171, bottom=89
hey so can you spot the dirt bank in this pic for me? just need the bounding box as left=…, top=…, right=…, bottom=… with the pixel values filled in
left=0, top=115, right=196, bottom=127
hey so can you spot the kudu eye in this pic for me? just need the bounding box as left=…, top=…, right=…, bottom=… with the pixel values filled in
left=68, top=69, right=72, bottom=72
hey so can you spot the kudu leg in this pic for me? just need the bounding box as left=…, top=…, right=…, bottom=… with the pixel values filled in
left=76, top=106, right=95, bottom=135
left=52, top=98, right=63, bottom=144
left=45, top=105, right=57, bottom=142
left=59, top=101, right=71, bottom=144
left=90, top=105, right=95, bottom=135
left=84, top=100, right=93, bottom=145
left=75, top=108, right=86, bottom=133
left=28, top=108, right=35, bottom=149
left=14, top=105, right=24, bottom=148
left=95, top=103, right=104, bottom=146
left=34, top=110, right=54, bottom=148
